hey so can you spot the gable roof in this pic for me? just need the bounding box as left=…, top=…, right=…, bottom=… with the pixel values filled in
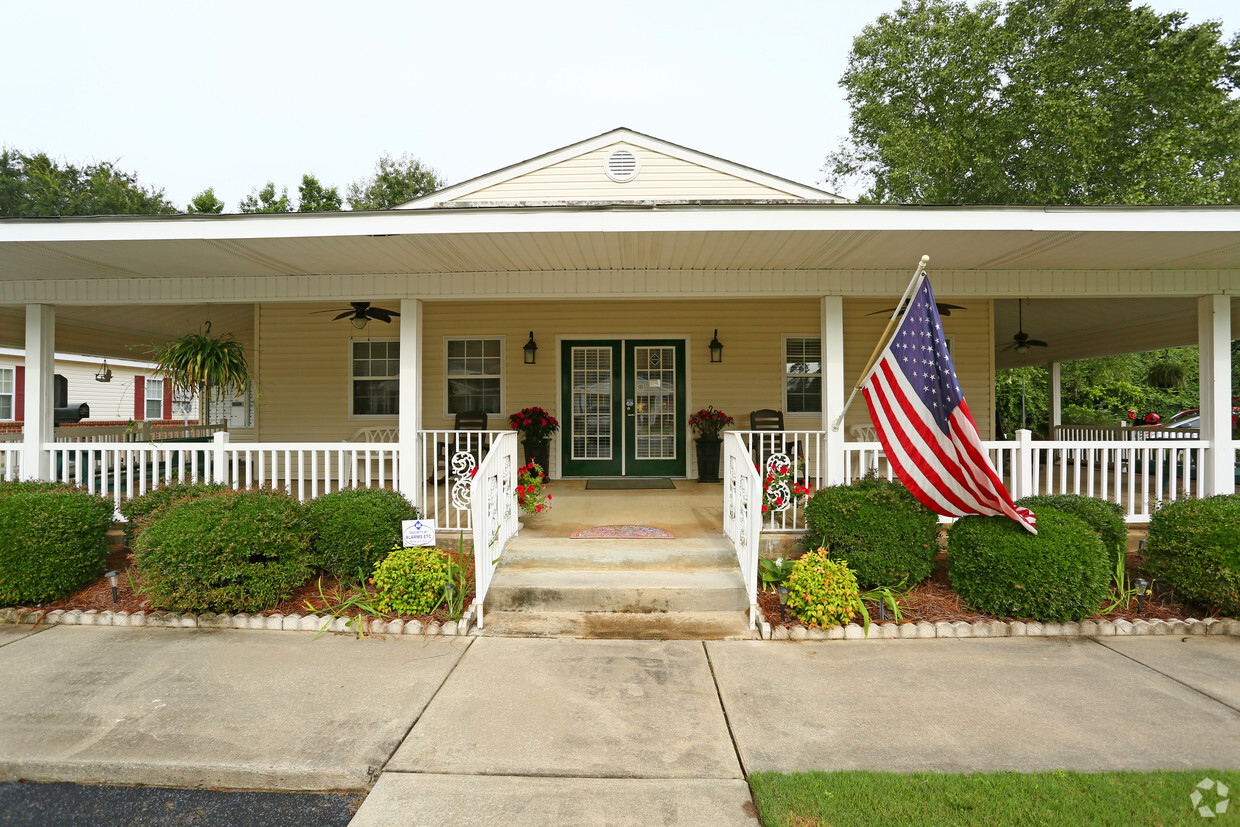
left=400, top=127, right=847, bottom=208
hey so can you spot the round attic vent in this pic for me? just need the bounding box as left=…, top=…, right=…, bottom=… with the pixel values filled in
left=605, top=149, right=640, bottom=183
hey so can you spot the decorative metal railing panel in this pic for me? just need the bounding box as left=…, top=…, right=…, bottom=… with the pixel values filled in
left=469, top=432, right=518, bottom=629
left=731, top=430, right=823, bottom=533
left=723, top=432, right=762, bottom=629
left=416, top=430, right=509, bottom=533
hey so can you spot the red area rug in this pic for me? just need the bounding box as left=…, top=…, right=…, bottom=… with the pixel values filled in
left=570, top=525, right=675, bottom=539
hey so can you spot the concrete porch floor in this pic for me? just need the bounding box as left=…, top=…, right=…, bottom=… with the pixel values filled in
left=518, top=478, right=725, bottom=540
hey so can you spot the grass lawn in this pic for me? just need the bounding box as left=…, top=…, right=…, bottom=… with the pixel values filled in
left=749, top=769, right=1235, bottom=826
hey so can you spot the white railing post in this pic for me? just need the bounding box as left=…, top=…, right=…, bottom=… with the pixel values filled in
left=723, top=432, right=761, bottom=629
left=1014, top=429, right=1034, bottom=500
left=211, top=430, right=229, bottom=484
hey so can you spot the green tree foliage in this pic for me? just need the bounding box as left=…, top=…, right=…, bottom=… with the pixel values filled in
left=297, top=173, right=342, bottom=212
left=186, top=187, right=225, bottom=214
left=826, top=0, right=1240, bottom=204
left=0, top=148, right=176, bottom=216
left=346, top=152, right=444, bottom=210
left=995, top=347, right=1203, bottom=436
left=238, top=181, right=292, bottom=213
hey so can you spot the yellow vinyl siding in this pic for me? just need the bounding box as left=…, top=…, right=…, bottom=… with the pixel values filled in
left=458, top=144, right=805, bottom=203
left=842, top=298, right=994, bottom=439
left=254, top=298, right=994, bottom=442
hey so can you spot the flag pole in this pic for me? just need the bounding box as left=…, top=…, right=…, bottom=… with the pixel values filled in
left=830, top=254, right=929, bottom=432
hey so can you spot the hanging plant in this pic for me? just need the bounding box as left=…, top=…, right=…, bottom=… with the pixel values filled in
left=147, top=323, right=251, bottom=424
left=1145, top=360, right=1187, bottom=389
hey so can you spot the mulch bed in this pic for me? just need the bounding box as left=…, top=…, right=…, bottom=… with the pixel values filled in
left=16, top=546, right=477, bottom=629
left=759, top=549, right=1191, bottom=630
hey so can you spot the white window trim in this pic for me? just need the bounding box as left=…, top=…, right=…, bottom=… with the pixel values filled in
left=0, top=366, right=14, bottom=421
left=442, top=335, right=505, bottom=419
left=349, top=337, right=400, bottom=421
left=144, top=377, right=164, bottom=421
left=783, top=334, right=823, bottom=418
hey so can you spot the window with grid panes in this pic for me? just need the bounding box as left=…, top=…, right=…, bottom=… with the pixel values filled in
left=144, top=378, right=164, bottom=420
left=0, top=367, right=12, bottom=420
left=784, top=337, right=822, bottom=413
left=446, top=338, right=502, bottom=414
left=351, top=339, right=400, bottom=416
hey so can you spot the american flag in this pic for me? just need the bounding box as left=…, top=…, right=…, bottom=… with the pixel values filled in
left=861, top=275, right=1036, bottom=533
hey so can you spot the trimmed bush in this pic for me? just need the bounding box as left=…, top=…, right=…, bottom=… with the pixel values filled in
left=1016, top=494, right=1126, bottom=561
left=307, top=487, right=419, bottom=581
left=803, top=475, right=940, bottom=588
left=0, top=487, right=113, bottom=604
left=1145, top=495, right=1240, bottom=616
left=785, top=547, right=862, bottom=629
left=133, top=489, right=312, bottom=613
left=371, top=546, right=452, bottom=616
left=118, top=482, right=231, bottom=545
left=947, top=510, right=1111, bottom=621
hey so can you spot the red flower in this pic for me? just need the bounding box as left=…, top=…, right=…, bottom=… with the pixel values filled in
left=535, top=505, right=543, bottom=513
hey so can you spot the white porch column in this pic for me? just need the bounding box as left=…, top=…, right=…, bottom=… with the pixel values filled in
left=397, top=299, right=424, bottom=505
left=21, top=304, right=55, bottom=481
left=1047, top=361, right=1062, bottom=437
left=822, top=296, right=845, bottom=486
left=1198, top=294, right=1233, bottom=496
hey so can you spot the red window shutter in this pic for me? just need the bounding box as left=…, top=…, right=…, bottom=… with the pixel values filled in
left=162, top=381, right=172, bottom=420
left=134, top=375, right=145, bottom=419
left=13, top=366, right=23, bottom=421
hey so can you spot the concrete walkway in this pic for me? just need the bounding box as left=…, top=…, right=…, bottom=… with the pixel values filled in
left=0, top=626, right=1237, bottom=826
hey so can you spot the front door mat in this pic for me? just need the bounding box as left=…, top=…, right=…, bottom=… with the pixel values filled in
left=570, top=525, right=676, bottom=539
left=585, top=478, right=675, bottom=490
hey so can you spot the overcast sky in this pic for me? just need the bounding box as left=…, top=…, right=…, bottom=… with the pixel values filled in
left=4, top=0, right=1236, bottom=209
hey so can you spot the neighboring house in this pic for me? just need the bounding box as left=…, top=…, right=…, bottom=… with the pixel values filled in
left=0, top=127, right=1236, bottom=513
left=0, top=348, right=197, bottom=434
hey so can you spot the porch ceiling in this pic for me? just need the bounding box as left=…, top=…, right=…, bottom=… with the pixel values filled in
left=1, top=205, right=1238, bottom=283
left=0, top=304, right=254, bottom=358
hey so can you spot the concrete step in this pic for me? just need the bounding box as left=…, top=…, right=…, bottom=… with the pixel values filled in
left=500, top=536, right=737, bottom=572
left=484, top=569, right=749, bottom=613
left=476, top=610, right=758, bottom=639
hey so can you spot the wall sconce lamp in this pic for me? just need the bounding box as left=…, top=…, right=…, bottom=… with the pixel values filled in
left=95, top=360, right=113, bottom=383
left=709, top=329, right=723, bottom=363
left=523, top=332, right=538, bottom=365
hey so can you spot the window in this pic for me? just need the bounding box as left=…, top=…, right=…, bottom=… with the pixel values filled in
left=145, top=377, right=164, bottom=420
left=446, top=338, right=502, bottom=415
left=351, top=339, right=399, bottom=417
left=0, top=367, right=13, bottom=420
left=784, top=337, right=822, bottom=414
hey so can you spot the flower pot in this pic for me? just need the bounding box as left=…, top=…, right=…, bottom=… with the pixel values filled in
left=695, top=434, right=723, bottom=483
left=521, top=438, right=551, bottom=476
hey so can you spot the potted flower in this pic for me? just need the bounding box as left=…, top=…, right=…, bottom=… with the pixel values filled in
left=516, top=460, right=551, bottom=519
left=508, top=406, right=559, bottom=474
left=688, top=406, right=733, bottom=483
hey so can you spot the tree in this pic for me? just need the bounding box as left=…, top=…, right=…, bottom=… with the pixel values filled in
left=826, top=0, right=1240, bottom=204
left=187, top=187, right=225, bottom=214
left=0, top=148, right=176, bottom=216
left=297, top=173, right=342, bottom=212
left=238, top=181, right=292, bottom=213
left=346, top=152, right=444, bottom=210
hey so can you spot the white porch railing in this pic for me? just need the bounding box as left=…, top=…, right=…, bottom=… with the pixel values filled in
left=1052, top=424, right=1200, bottom=440
left=416, top=430, right=510, bottom=533
left=732, top=430, right=824, bottom=533
left=0, top=443, right=20, bottom=481
left=469, top=432, right=519, bottom=629
left=53, top=422, right=226, bottom=443
left=723, top=432, right=762, bottom=629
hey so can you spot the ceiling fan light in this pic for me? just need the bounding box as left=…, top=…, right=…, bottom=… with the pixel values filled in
left=1015, top=343, right=1029, bottom=354
left=350, top=315, right=369, bottom=330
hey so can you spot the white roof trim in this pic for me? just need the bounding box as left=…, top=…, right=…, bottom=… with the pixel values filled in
left=0, top=346, right=156, bottom=369
left=3, top=203, right=1238, bottom=245
left=399, top=127, right=847, bottom=208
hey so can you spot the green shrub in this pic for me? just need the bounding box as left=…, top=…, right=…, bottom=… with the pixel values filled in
left=0, top=488, right=114, bottom=604
left=0, top=480, right=77, bottom=496
left=804, top=475, right=940, bottom=588
left=307, top=487, right=418, bottom=581
left=947, top=510, right=1111, bottom=621
left=1016, top=494, right=1126, bottom=561
left=118, top=482, right=231, bottom=545
left=1145, top=495, right=1240, bottom=615
left=133, top=489, right=312, bottom=613
left=785, top=547, right=862, bottom=629
left=371, top=546, right=452, bottom=616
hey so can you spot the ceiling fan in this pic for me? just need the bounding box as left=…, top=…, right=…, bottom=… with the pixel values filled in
left=866, top=301, right=967, bottom=318
left=311, top=301, right=400, bottom=329
left=1001, top=299, right=1048, bottom=354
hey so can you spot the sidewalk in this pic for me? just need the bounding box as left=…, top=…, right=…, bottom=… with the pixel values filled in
left=1, top=625, right=1237, bottom=826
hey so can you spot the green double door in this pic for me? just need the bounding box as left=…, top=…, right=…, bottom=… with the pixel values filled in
left=560, top=339, right=686, bottom=477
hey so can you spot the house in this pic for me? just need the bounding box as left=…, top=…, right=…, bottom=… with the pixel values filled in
left=1, top=128, right=1237, bottom=623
